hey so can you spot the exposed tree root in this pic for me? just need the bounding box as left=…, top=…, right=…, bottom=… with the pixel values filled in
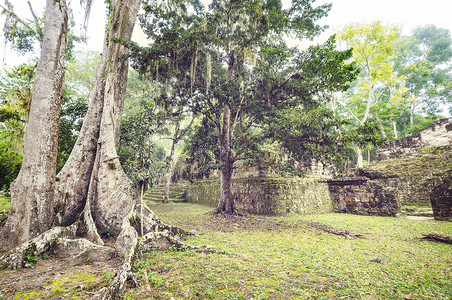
left=102, top=220, right=221, bottom=299
left=102, top=235, right=138, bottom=300
left=304, top=221, right=365, bottom=239
left=421, top=232, right=452, bottom=244
left=0, top=226, right=115, bottom=270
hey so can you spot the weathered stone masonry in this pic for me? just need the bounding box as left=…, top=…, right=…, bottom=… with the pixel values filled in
left=186, top=177, right=333, bottom=215
left=327, top=174, right=401, bottom=217
left=183, top=118, right=451, bottom=219
left=377, top=117, right=452, bottom=161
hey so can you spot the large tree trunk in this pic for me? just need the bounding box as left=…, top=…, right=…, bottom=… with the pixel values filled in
left=215, top=104, right=235, bottom=214
left=0, top=0, right=68, bottom=251
left=1, top=2, right=197, bottom=296
left=53, top=37, right=108, bottom=227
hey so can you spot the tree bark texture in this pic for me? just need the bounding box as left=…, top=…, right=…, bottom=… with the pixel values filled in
left=0, top=0, right=68, bottom=251
left=55, top=0, right=147, bottom=240
left=0, top=2, right=199, bottom=297
left=215, top=104, right=235, bottom=214
left=53, top=38, right=108, bottom=227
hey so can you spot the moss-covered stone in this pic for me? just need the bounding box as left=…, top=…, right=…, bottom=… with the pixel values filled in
left=362, top=146, right=452, bottom=207
left=186, top=176, right=333, bottom=215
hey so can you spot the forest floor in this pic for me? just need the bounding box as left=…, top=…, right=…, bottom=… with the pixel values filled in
left=0, top=201, right=451, bottom=299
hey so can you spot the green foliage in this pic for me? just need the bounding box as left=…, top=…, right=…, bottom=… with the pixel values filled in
left=65, top=50, right=101, bottom=99
left=0, top=122, right=23, bottom=191
left=57, top=92, right=88, bottom=173
left=394, top=25, right=452, bottom=118
left=24, top=242, right=38, bottom=265
left=119, top=100, right=166, bottom=190
left=1, top=5, right=43, bottom=55
left=0, top=63, right=35, bottom=122
left=337, top=21, right=405, bottom=125
left=182, top=118, right=220, bottom=181
left=135, top=0, right=361, bottom=180
left=0, top=193, right=11, bottom=212
left=1, top=2, right=87, bottom=59
left=0, top=64, right=34, bottom=191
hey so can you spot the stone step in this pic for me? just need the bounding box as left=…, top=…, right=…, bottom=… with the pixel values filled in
left=402, top=206, right=434, bottom=217
left=143, top=182, right=189, bottom=203
left=406, top=210, right=434, bottom=217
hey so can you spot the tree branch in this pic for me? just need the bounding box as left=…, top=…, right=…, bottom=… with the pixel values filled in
left=0, top=2, right=43, bottom=43
left=337, top=99, right=364, bottom=125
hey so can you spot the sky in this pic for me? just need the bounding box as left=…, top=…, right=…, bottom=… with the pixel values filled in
left=1, top=0, right=452, bottom=65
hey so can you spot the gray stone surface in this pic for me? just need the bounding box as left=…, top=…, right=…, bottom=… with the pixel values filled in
left=377, top=117, right=452, bottom=161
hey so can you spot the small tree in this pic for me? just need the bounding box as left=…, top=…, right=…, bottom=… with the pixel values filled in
left=336, top=21, right=403, bottom=167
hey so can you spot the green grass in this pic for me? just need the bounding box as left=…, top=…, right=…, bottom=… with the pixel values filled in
left=0, top=193, right=11, bottom=212
left=0, top=193, right=10, bottom=224
left=128, top=202, right=452, bottom=299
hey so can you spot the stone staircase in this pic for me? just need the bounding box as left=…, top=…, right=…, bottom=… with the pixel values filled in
left=402, top=206, right=434, bottom=218
left=143, top=181, right=190, bottom=203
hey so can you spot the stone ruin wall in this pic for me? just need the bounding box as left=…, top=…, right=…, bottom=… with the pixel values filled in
left=376, top=117, right=452, bottom=161
left=186, top=176, right=334, bottom=215
left=184, top=118, right=451, bottom=220
left=328, top=117, right=451, bottom=220
left=327, top=175, right=401, bottom=217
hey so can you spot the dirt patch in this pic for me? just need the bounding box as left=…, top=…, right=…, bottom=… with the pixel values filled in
left=0, top=256, right=121, bottom=299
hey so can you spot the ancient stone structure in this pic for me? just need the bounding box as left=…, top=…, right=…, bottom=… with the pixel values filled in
left=186, top=177, right=333, bottom=215
left=321, top=118, right=451, bottom=218
left=182, top=118, right=451, bottom=219
left=377, top=117, right=452, bottom=161
left=329, top=117, right=451, bottom=220
left=430, top=175, right=452, bottom=221
left=327, top=174, right=401, bottom=216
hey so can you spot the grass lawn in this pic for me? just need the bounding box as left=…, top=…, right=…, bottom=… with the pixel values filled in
left=0, top=193, right=10, bottom=212
left=127, top=202, right=452, bottom=300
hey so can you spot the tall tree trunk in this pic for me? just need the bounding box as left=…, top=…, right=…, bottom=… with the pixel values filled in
left=0, top=0, right=68, bottom=251
left=54, top=37, right=108, bottom=227
left=163, top=122, right=180, bottom=203
left=392, top=118, right=398, bottom=139
left=215, top=104, right=235, bottom=214
left=85, top=0, right=146, bottom=239
left=353, top=142, right=364, bottom=168
left=410, top=101, right=415, bottom=125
